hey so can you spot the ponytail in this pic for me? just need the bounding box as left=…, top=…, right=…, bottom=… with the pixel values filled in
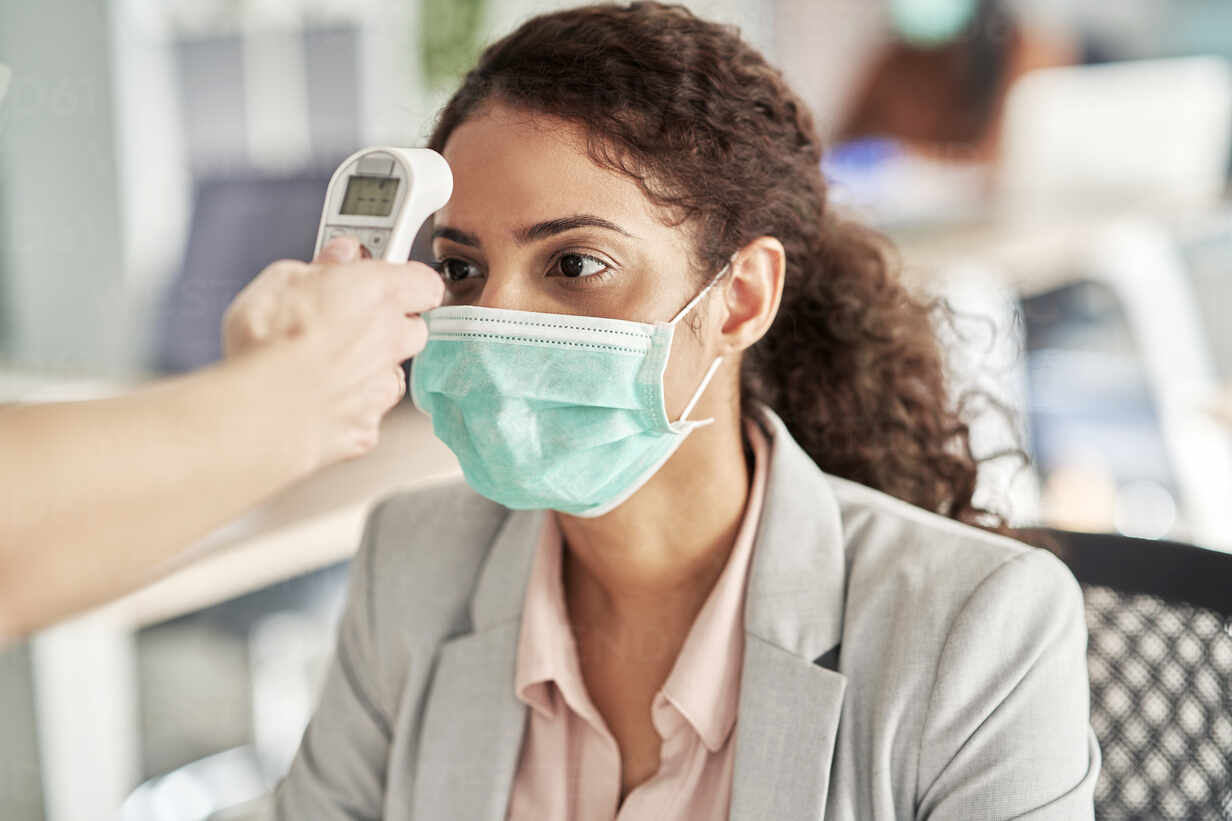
left=743, top=215, right=997, bottom=529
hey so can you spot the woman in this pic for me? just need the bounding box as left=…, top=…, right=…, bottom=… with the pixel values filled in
left=273, top=3, right=1099, bottom=819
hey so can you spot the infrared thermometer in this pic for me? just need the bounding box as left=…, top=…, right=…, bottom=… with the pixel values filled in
left=315, top=146, right=452, bottom=262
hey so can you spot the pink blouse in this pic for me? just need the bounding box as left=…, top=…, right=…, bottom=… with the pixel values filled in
left=505, top=418, right=772, bottom=820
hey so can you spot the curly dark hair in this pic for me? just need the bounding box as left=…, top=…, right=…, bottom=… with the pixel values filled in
left=426, top=1, right=1009, bottom=531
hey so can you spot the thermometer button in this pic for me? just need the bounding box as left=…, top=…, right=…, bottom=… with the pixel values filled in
left=366, top=229, right=390, bottom=252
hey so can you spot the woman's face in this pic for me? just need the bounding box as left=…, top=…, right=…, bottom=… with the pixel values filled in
left=433, top=100, right=725, bottom=420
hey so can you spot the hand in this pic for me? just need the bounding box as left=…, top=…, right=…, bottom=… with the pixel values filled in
left=221, top=236, right=445, bottom=468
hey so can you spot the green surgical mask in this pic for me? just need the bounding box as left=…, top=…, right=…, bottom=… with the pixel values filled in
left=410, top=265, right=729, bottom=517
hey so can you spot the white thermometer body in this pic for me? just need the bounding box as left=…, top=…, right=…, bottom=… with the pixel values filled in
left=315, top=147, right=453, bottom=262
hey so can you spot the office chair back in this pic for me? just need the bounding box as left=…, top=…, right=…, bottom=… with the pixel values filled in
left=1028, top=529, right=1232, bottom=820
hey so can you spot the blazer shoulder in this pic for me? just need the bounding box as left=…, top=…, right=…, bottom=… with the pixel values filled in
left=820, top=475, right=1091, bottom=814
left=824, top=473, right=1082, bottom=662
left=359, top=480, right=510, bottom=640
left=824, top=471, right=1063, bottom=590
left=364, top=478, right=507, bottom=555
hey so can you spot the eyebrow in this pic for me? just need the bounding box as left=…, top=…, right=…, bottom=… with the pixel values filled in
left=431, top=214, right=635, bottom=249
left=431, top=225, right=481, bottom=247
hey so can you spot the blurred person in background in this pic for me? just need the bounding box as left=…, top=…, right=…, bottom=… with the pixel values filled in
left=269, top=3, right=1099, bottom=820
left=820, top=0, right=1078, bottom=225
left=840, top=0, right=1075, bottom=162
left=0, top=236, right=443, bottom=640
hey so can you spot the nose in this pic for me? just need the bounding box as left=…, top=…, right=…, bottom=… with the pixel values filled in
left=473, top=272, right=530, bottom=312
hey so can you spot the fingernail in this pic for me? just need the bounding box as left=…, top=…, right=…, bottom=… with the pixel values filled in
left=323, top=235, right=360, bottom=262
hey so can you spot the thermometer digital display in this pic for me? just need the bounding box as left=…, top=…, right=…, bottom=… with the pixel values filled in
left=315, top=146, right=453, bottom=262
left=340, top=176, right=400, bottom=217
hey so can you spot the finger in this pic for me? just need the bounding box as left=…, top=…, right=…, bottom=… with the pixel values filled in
left=232, top=259, right=306, bottom=309
left=383, top=262, right=446, bottom=315
left=222, top=262, right=302, bottom=351
left=268, top=289, right=313, bottom=338
left=370, top=366, right=405, bottom=417
left=314, top=235, right=361, bottom=264
left=392, top=364, right=407, bottom=403
left=389, top=364, right=409, bottom=406
left=391, top=315, right=428, bottom=361
left=317, top=260, right=445, bottom=315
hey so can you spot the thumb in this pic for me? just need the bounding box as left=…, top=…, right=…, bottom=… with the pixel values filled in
left=316, top=235, right=361, bottom=264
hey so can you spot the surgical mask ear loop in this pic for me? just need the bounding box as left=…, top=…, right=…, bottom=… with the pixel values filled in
left=668, top=259, right=734, bottom=425
left=677, top=357, right=724, bottom=423
left=668, top=261, right=733, bottom=325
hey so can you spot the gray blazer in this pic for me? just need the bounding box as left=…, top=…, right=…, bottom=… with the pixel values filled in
left=272, top=405, right=1100, bottom=819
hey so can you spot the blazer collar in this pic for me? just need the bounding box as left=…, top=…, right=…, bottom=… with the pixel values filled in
left=412, top=403, right=850, bottom=820
left=406, top=502, right=543, bottom=819
left=726, top=403, right=849, bottom=819
left=740, top=403, right=847, bottom=658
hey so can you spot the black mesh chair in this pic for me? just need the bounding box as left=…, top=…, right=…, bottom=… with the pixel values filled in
left=1023, top=529, right=1232, bottom=820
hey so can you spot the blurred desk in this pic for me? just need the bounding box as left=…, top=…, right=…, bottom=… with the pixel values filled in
left=891, top=217, right=1090, bottom=295
left=112, top=400, right=459, bottom=628
left=888, top=203, right=1232, bottom=295
left=6, top=366, right=459, bottom=821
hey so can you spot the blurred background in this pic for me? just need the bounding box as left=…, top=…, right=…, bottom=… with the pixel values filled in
left=2, top=0, right=1232, bottom=819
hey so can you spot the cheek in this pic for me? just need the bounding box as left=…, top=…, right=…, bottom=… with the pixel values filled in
left=661, top=313, right=716, bottom=419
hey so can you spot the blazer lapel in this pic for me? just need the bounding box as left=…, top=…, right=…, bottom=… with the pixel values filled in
left=409, top=507, right=545, bottom=820
left=730, top=639, right=847, bottom=819
left=729, top=406, right=850, bottom=820
left=411, top=622, right=527, bottom=820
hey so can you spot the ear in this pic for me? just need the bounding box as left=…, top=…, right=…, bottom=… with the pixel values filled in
left=716, top=235, right=786, bottom=355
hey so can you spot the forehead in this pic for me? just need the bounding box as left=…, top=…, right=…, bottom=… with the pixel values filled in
left=437, top=101, right=669, bottom=236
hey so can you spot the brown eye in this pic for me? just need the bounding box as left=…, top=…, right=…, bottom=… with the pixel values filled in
left=435, top=258, right=481, bottom=282
left=551, top=253, right=606, bottom=278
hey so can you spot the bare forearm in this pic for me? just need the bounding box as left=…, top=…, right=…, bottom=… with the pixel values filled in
left=0, top=241, right=435, bottom=638
left=0, top=342, right=319, bottom=638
